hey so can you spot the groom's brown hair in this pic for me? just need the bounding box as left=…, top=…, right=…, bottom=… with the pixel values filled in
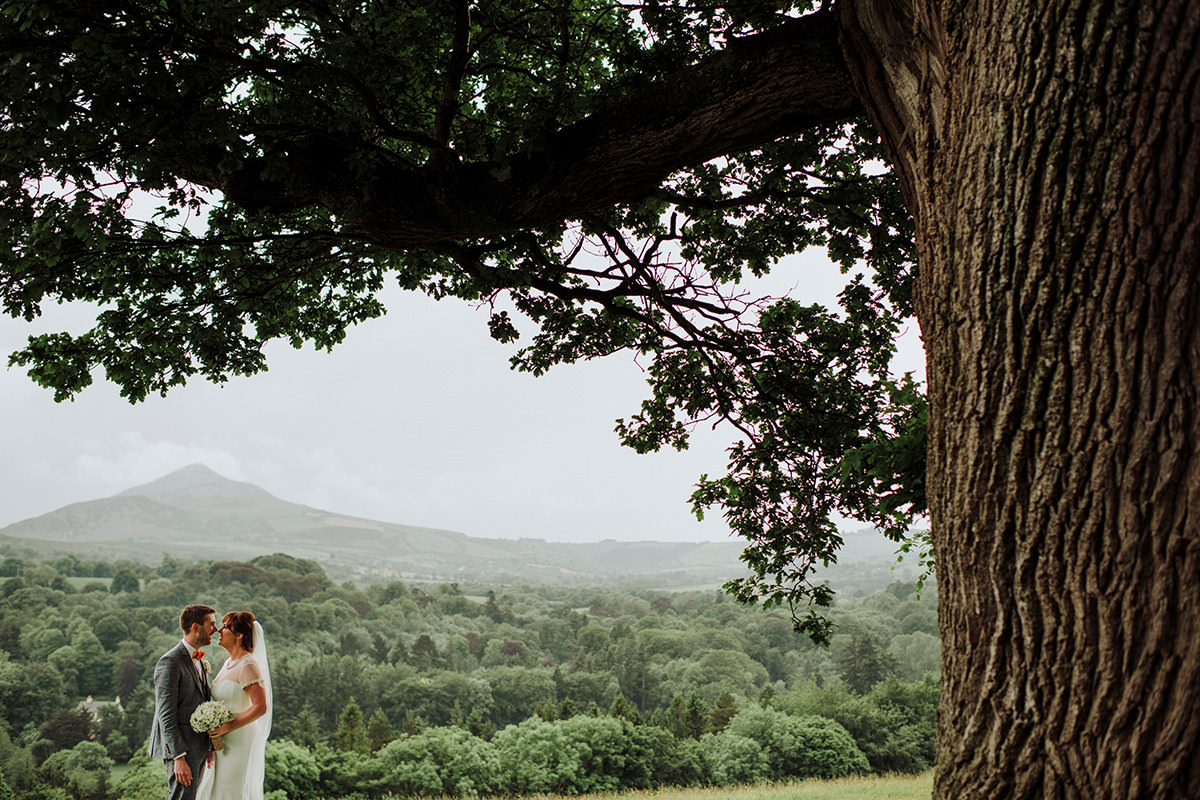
left=179, top=604, right=215, bottom=633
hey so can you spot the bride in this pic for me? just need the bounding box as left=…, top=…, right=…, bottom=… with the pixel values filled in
left=196, top=611, right=272, bottom=800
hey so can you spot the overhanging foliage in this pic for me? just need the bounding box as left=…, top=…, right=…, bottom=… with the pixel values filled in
left=1, top=0, right=926, bottom=639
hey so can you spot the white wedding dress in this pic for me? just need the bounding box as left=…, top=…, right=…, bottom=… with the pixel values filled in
left=196, top=623, right=272, bottom=800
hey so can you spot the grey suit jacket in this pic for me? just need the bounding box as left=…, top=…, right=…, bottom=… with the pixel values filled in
left=148, top=642, right=212, bottom=760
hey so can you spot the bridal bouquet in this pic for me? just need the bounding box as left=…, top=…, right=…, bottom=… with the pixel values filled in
left=190, top=701, right=235, bottom=751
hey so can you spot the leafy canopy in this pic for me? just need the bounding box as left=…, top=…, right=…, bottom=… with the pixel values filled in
left=0, top=0, right=925, bottom=640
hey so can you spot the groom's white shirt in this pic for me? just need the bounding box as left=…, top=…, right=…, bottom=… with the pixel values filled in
left=182, top=639, right=205, bottom=682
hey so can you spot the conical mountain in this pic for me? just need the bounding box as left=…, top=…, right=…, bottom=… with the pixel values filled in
left=117, top=463, right=293, bottom=512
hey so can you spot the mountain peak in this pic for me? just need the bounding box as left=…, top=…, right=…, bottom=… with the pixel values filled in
left=117, top=464, right=284, bottom=510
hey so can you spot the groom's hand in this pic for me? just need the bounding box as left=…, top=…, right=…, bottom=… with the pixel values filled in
left=207, top=751, right=214, bottom=768
left=173, top=755, right=192, bottom=786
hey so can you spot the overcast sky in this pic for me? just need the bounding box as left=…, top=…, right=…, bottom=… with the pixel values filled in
left=1, top=249, right=925, bottom=543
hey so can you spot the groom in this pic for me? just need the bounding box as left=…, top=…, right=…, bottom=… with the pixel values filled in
left=149, top=604, right=218, bottom=800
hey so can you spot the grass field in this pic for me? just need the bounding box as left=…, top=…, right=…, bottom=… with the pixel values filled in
left=518, top=774, right=934, bottom=800
left=108, top=770, right=932, bottom=800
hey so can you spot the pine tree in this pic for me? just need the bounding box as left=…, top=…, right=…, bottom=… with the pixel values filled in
left=366, top=709, right=393, bottom=753
left=292, top=704, right=322, bottom=749
left=608, top=693, right=641, bottom=724
left=683, top=693, right=708, bottom=739
left=664, top=694, right=708, bottom=739
left=409, top=635, right=441, bottom=670
left=334, top=698, right=369, bottom=753
left=708, top=691, right=738, bottom=734
left=835, top=632, right=898, bottom=696
left=664, top=696, right=687, bottom=738
left=115, top=657, right=139, bottom=700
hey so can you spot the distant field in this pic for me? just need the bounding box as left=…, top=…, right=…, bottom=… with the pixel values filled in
left=510, top=774, right=933, bottom=800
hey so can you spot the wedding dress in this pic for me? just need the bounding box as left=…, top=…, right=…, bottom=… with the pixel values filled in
left=196, top=622, right=272, bottom=800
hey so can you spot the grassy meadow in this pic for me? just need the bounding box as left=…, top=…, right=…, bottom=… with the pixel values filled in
left=512, top=774, right=934, bottom=800
left=110, top=771, right=934, bottom=800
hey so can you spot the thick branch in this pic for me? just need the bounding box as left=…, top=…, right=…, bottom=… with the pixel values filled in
left=431, top=0, right=472, bottom=164
left=212, top=11, right=861, bottom=248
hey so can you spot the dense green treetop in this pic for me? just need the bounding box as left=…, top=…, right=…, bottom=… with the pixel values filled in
left=1, top=1, right=925, bottom=638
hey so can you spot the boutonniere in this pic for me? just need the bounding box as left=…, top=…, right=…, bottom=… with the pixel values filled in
left=202, top=660, right=211, bottom=675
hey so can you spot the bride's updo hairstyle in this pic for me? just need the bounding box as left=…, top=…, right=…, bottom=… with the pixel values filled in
left=223, top=611, right=257, bottom=651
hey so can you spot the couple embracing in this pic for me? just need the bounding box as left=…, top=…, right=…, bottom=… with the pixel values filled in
left=149, top=604, right=273, bottom=800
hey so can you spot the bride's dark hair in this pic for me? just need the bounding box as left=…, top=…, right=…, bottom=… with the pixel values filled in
left=223, top=611, right=257, bottom=651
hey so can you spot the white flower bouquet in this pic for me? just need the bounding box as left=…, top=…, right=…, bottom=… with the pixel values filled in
left=190, top=700, right=236, bottom=751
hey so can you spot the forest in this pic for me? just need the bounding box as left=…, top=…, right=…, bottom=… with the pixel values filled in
left=0, top=551, right=937, bottom=799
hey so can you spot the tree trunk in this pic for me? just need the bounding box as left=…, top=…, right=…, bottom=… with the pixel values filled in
left=840, top=0, right=1200, bottom=797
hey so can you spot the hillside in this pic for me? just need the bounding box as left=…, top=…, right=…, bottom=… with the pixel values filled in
left=0, top=464, right=915, bottom=592
left=0, top=464, right=745, bottom=585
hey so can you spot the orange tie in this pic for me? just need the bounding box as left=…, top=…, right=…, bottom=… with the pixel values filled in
left=193, top=649, right=205, bottom=660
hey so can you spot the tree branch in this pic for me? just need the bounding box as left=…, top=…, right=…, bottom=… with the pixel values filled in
left=210, top=11, right=861, bottom=248
left=431, top=0, right=472, bottom=165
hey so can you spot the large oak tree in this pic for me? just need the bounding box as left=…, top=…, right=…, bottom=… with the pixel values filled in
left=3, top=1, right=1197, bottom=797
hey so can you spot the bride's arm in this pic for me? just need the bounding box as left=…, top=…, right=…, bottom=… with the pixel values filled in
left=210, top=682, right=268, bottom=736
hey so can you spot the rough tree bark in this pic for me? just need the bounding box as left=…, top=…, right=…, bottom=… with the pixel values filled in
left=840, top=0, right=1200, bottom=797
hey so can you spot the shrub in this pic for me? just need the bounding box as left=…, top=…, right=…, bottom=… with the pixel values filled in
left=781, top=678, right=935, bottom=774
left=265, top=739, right=321, bottom=798
left=114, top=751, right=165, bottom=800
left=726, top=704, right=870, bottom=779
left=492, top=718, right=585, bottom=795
left=703, top=732, right=769, bottom=786
left=787, top=715, right=872, bottom=779
left=375, top=726, right=499, bottom=797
